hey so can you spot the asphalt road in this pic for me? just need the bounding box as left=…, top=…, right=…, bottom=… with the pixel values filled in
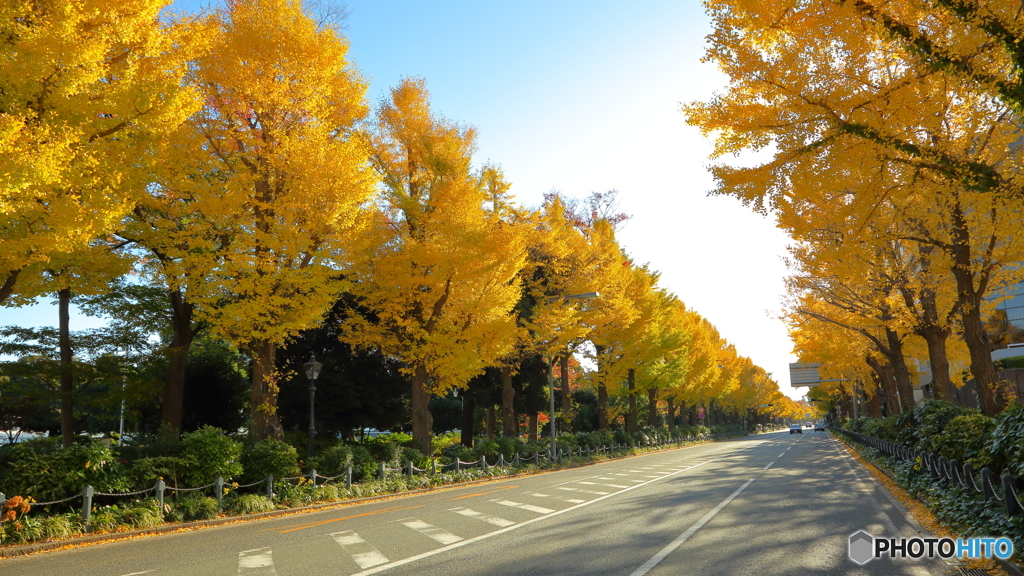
left=0, top=431, right=958, bottom=576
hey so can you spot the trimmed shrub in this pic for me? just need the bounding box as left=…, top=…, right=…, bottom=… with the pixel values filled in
left=431, top=432, right=461, bottom=456
left=910, top=400, right=974, bottom=453
left=400, top=447, right=429, bottom=469
left=180, top=426, right=243, bottom=486
left=318, top=444, right=355, bottom=478
left=240, top=438, right=301, bottom=484
left=931, top=413, right=996, bottom=468
left=986, top=403, right=1024, bottom=477
left=349, top=445, right=378, bottom=482
left=0, top=437, right=129, bottom=503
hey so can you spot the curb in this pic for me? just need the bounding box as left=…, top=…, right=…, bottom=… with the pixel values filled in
left=0, top=435, right=745, bottom=559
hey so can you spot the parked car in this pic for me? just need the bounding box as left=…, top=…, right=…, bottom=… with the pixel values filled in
left=789, top=424, right=802, bottom=434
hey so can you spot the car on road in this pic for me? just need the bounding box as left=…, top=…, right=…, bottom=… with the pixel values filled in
left=789, top=424, right=802, bottom=434
left=814, top=422, right=826, bottom=431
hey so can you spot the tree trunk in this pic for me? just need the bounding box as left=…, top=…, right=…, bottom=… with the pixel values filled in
left=410, top=363, right=433, bottom=454
left=595, top=345, right=608, bottom=430
left=666, top=396, right=676, bottom=431
left=626, top=368, right=637, bottom=434
left=527, top=413, right=538, bottom=441
left=885, top=327, right=917, bottom=411
left=460, top=394, right=475, bottom=447
left=647, top=388, right=659, bottom=426
left=500, top=365, right=516, bottom=437
left=250, top=339, right=283, bottom=441
left=0, top=269, right=20, bottom=305
left=688, top=403, right=697, bottom=427
left=486, top=407, right=495, bottom=439
left=58, top=288, right=74, bottom=448
left=866, top=355, right=900, bottom=415
left=946, top=197, right=1003, bottom=415
left=866, top=382, right=883, bottom=418
left=914, top=269, right=956, bottom=401
left=918, top=322, right=955, bottom=401
left=560, top=355, right=571, bottom=432
left=161, top=289, right=199, bottom=435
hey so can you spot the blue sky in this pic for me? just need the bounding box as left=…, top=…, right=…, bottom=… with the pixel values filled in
left=0, top=0, right=801, bottom=398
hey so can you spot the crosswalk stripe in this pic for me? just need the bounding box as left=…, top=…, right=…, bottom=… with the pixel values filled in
left=556, top=486, right=609, bottom=495
left=529, top=492, right=587, bottom=504
left=400, top=518, right=464, bottom=545
left=578, top=481, right=629, bottom=488
left=238, top=548, right=276, bottom=575
left=331, top=530, right=390, bottom=569
left=450, top=507, right=515, bottom=527
left=492, top=499, right=555, bottom=514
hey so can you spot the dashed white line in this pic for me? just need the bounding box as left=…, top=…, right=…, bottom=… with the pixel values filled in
left=331, top=530, right=390, bottom=569
left=764, top=461, right=775, bottom=470
left=450, top=507, right=515, bottom=527
left=348, top=454, right=733, bottom=576
left=492, top=500, right=555, bottom=514
left=556, top=486, right=609, bottom=495
left=400, top=519, right=463, bottom=545
left=238, top=548, right=276, bottom=575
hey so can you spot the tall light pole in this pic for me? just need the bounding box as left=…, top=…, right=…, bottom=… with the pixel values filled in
left=544, top=292, right=599, bottom=456
left=303, top=355, right=322, bottom=459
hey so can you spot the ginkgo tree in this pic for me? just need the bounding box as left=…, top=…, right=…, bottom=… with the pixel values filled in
left=0, top=0, right=199, bottom=306
left=343, top=78, right=528, bottom=455
left=154, top=0, right=377, bottom=439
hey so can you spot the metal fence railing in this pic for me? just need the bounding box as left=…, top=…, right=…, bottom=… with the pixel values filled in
left=836, top=428, right=1024, bottom=518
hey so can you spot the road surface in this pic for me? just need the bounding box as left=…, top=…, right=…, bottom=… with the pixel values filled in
left=0, top=431, right=955, bottom=575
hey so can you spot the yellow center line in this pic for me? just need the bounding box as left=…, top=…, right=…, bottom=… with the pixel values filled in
left=275, top=505, right=426, bottom=534
left=252, top=504, right=408, bottom=534
left=447, top=485, right=519, bottom=501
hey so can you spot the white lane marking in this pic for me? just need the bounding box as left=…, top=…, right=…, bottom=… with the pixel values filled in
left=119, top=572, right=154, bottom=576
left=556, top=486, right=609, bottom=495
left=348, top=455, right=731, bottom=576
left=640, top=475, right=663, bottom=478
left=492, top=499, right=555, bottom=514
left=764, top=461, right=775, bottom=470
left=779, top=452, right=785, bottom=458
left=238, top=548, right=276, bottom=575
left=331, top=530, right=390, bottom=569
left=628, top=479, right=756, bottom=576
left=578, top=481, right=629, bottom=488
left=399, top=519, right=463, bottom=545
left=451, top=507, right=516, bottom=527
left=528, top=492, right=587, bottom=504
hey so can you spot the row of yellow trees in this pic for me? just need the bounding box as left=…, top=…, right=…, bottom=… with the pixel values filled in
left=0, top=0, right=794, bottom=453
left=687, top=0, right=1024, bottom=416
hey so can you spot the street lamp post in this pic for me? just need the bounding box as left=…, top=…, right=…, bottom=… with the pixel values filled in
left=303, top=355, right=322, bottom=459
left=544, top=292, right=599, bottom=457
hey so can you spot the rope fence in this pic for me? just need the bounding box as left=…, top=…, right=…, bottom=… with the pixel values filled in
left=0, top=428, right=746, bottom=533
